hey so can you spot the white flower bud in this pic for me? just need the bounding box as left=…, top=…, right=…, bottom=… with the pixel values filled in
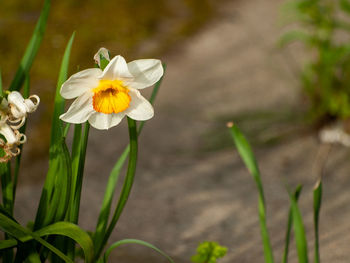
left=94, top=47, right=110, bottom=67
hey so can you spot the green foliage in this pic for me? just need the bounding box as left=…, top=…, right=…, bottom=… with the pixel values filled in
left=228, top=124, right=323, bottom=263
left=191, top=241, right=227, bottom=263
left=313, top=181, right=322, bottom=263
left=280, top=0, right=350, bottom=121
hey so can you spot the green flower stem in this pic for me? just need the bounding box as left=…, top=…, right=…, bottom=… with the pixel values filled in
left=1, top=162, right=13, bottom=215
left=95, top=117, right=138, bottom=260
left=0, top=162, right=14, bottom=262
left=71, top=122, right=90, bottom=224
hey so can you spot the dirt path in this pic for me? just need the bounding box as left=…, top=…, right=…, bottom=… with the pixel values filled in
left=15, top=0, right=350, bottom=262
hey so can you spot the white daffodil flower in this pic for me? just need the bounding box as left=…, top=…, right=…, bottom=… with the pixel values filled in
left=60, top=55, right=163, bottom=130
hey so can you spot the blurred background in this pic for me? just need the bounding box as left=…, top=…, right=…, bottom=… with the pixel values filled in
left=0, top=0, right=224, bottom=164
left=3, top=0, right=350, bottom=262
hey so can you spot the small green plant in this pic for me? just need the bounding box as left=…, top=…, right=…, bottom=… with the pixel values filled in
left=280, top=0, right=350, bottom=122
left=228, top=122, right=323, bottom=263
left=191, top=241, right=227, bottom=263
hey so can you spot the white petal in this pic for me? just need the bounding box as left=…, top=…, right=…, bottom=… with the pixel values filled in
left=61, top=68, right=102, bottom=99
left=0, top=124, right=18, bottom=145
left=24, top=95, right=40, bottom=113
left=125, top=89, right=154, bottom=121
left=101, top=55, right=133, bottom=81
left=8, top=91, right=27, bottom=118
left=88, top=112, right=125, bottom=130
left=60, top=92, right=94, bottom=124
left=126, top=59, right=163, bottom=89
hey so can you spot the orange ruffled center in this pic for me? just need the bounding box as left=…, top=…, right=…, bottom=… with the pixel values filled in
left=92, top=79, right=131, bottom=114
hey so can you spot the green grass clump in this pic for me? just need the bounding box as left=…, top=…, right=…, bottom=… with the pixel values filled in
left=280, top=0, right=350, bottom=123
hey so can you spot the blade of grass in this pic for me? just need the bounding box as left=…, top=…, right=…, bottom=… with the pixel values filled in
left=290, top=191, right=308, bottom=263
left=282, top=185, right=302, bottom=263
left=9, top=0, right=51, bottom=91
left=95, top=117, right=138, bottom=260
left=313, top=180, right=322, bottom=263
left=0, top=213, right=73, bottom=263
left=93, top=66, right=166, bottom=253
left=35, top=222, right=94, bottom=263
left=34, top=32, right=75, bottom=230
left=103, top=239, right=174, bottom=263
left=228, top=123, right=274, bottom=263
left=65, top=124, right=82, bottom=260
left=9, top=0, right=51, bottom=92
left=70, top=122, right=90, bottom=224
left=0, top=162, right=13, bottom=215
left=50, top=32, right=75, bottom=147
left=0, top=220, right=94, bottom=263
left=0, top=165, right=14, bottom=262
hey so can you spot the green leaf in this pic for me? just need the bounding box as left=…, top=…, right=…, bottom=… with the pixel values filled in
left=0, top=220, right=94, bottom=263
left=24, top=251, right=42, bottom=263
left=35, top=222, right=94, bottom=263
left=0, top=162, right=13, bottom=215
left=34, top=33, right=75, bottom=230
left=228, top=123, right=274, bottom=263
left=9, top=0, right=51, bottom=92
left=50, top=32, right=75, bottom=148
left=313, top=180, right=322, bottom=263
left=103, top=239, right=174, bottom=263
left=290, top=191, right=308, bottom=263
left=0, top=213, right=73, bottom=263
left=93, top=65, right=166, bottom=254
left=282, top=185, right=302, bottom=263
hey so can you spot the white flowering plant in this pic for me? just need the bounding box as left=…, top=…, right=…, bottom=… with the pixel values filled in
left=0, top=0, right=173, bottom=262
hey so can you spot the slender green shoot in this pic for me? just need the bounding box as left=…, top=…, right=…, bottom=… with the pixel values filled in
left=228, top=123, right=274, bottom=263
left=289, top=190, right=308, bottom=263
left=313, top=180, right=322, bottom=263
left=282, top=185, right=302, bottom=263
left=9, top=0, right=51, bottom=92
